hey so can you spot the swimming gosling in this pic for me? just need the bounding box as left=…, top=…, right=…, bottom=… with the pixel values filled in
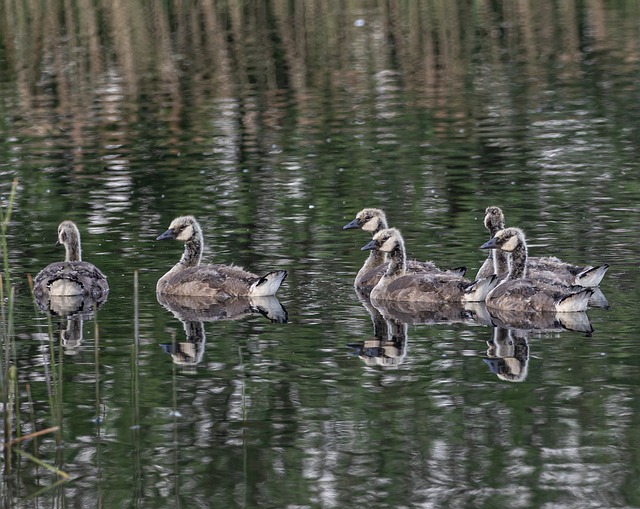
left=155, top=215, right=287, bottom=298
left=34, top=221, right=109, bottom=300
left=477, top=206, right=608, bottom=287
left=361, top=228, right=496, bottom=303
left=343, top=208, right=466, bottom=291
left=480, top=227, right=592, bottom=312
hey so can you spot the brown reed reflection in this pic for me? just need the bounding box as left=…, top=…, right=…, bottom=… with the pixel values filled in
left=1, top=0, right=633, bottom=140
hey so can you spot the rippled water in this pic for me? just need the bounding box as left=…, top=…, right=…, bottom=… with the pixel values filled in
left=2, top=1, right=640, bottom=508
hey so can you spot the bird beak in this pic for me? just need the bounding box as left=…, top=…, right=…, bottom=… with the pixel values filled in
left=480, top=238, right=498, bottom=250
left=156, top=229, right=176, bottom=241
left=361, top=239, right=377, bottom=251
left=343, top=218, right=361, bottom=230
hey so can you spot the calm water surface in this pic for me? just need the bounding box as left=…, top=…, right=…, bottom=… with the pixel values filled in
left=2, top=1, right=640, bottom=508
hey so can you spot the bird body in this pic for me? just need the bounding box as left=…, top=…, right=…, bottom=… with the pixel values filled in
left=477, top=206, right=608, bottom=287
left=362, top=228, right=496, bottom=303
left=156, top=215, right=286, bottom=298
left=480, top=227, right=593, bottom=313
left=34, top=221, right=109, bottom=301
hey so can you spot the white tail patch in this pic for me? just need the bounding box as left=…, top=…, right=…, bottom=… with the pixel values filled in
left=249, top=270, right=287, bottom=297
left=50, top=279, right=83, bottom=296
left=575, top=264, right=609, bottom=287
left=556, top=288, right=593, bottom=312
left=463, top=275, right=498, bottom=302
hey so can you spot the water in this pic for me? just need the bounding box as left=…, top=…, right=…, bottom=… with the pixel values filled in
left=2, top=1, right=640, bottom=508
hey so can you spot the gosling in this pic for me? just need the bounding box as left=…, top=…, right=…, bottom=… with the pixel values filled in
left=480, top=227, right=593, bottom=313
left=361, top=228, right=496, bottom=303
left=343, top=207, right=466, bottom=291
left=156, top=215, right=287, bottom=299
left=477, top=206, right=608, bottom=287
left=34, top=221, right=109, bottom=300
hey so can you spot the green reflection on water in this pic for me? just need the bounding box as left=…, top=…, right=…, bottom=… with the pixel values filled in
left=2, top=1, right=640, bottom=508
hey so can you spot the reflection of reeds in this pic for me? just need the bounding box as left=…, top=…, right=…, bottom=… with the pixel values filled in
left=1, top=179, right=18, bottom=471
left=1, top=1, right=633, bottom=117
left=1, top=0, right=636, bottom=182
left=1, top=179, right=69, bottom=486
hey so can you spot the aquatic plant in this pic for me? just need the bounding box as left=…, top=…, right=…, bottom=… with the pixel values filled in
left=0, top=179, right=69, bottom=493
left=1, top=178, right=19, bottom=471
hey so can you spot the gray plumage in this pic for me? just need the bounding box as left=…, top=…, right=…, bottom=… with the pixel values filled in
left=361, top=228, right=496, bottom=303
left=343, top=207, right=466, bottom=292
left=480, top=227, right=593, bottom=313
left=34, top=221, right=109, bottom=301
left=477, top=206, right=608, bottom=287
left=156, top=215, right=287, bottom=298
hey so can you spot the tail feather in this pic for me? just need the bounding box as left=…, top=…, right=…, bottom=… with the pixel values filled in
left=462, top=275, right=498, bottom=302
left=575, top=264, right=609, bottom=287
left=447, top=266, right=467, bottom=277
left=249, top=270, right=287, bottom=297
left=556, top=288, right=593, bottom=312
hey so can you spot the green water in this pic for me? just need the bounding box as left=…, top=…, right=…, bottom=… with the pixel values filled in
left=2, top=1, right=640, bottom=508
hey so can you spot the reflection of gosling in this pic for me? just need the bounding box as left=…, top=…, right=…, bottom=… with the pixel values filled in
left=343, top=208, right=465, bottom=291
left=480, top=228, right=593, bottom=312
left=484, top=328, right=529, bottom=382
left=156, top=216, right=287, bottom=298
left=60, top=317, right=84, bottom=356
left=160, top=321, right=206, bottom=366
left=34, top=221, right=109, bottom=300
left=478, top=206, right=608, bottom=287
left=349, top=319, right=408, bottom=368
left=361, top=228, right=496, bottom=303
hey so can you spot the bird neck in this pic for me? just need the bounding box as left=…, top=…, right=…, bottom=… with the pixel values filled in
left=359, top=249, right=386, bottom=278
left=493, top=249, right=510, bottom=275
left=180, top=231, right=203, bottom=268
left=489, top=222, right=504, bottom=237
left=373, top=217, right=389, bottom=235
left=385, top=243, right=406, bottom=278
left=507, top=239, right=527, bottom=279
left=64, top=239, right=82, bottom=262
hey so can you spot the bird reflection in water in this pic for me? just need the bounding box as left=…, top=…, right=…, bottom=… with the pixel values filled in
left=347, top=292, right=408, bottom=368
left=349, top=322, right=408, bottom=368
left=157, top=293, right=287, bottom=369
left=484, top=327, right=530, bottom=382
left=483, top=309, right=593, bottom=382
left=34, top=292, right=106, bottom=356
left=370, top=296, right=479, bottom=326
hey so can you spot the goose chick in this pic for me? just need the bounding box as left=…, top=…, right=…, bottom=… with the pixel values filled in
left=478, top=206, right=609, bottom=287
left=343, top=208, right=466, bottom=291
left=361, top=228, right=496, bottom=303
left=156, top=215, right=287, bottom=298
left=480, top=228, right=593, bottom=312
left=34, top=221, right=109, bottom=300
left=476, top=206, right=509, bottom=279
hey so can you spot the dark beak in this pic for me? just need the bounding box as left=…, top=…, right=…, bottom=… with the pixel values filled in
left=361, top=239, right=377, bottom=251
left=343, top=218, right=361, bottom=230
left=156, top=229, right=176, bottom=241
left=483, top=358, right=504, bottom=374
left=480, top=238, right=498, bottom=250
